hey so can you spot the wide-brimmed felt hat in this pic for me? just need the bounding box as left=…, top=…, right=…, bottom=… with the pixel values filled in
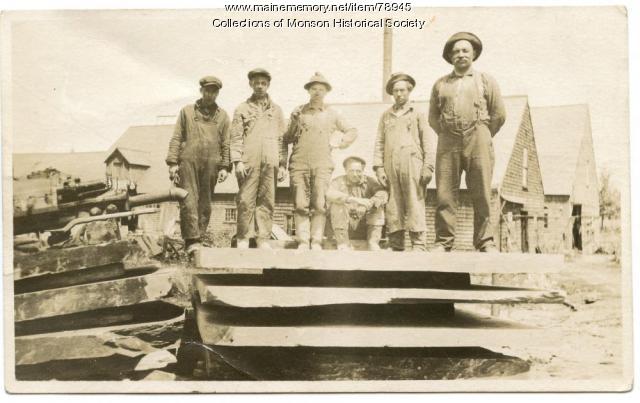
left=442, top=32, right=483, bottom=64
left=385, top=72, right=416, bottom=95
left=304, top=72, right=332, bottom=91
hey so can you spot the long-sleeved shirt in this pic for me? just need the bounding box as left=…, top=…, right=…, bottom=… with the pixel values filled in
left=428, top=69, right=506, bottom=137
left=229, top=95, right=287, bottom=167
left=166, top=100, right=231, bottom=170
left=326, top=175, right=388, bottom=207
left=373, top=102, right=435, bottom=173
left=283, top=103, right=357, bottom=170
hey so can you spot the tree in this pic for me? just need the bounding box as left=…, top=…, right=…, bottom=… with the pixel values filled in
left=599, top=169, right=620, bottom=228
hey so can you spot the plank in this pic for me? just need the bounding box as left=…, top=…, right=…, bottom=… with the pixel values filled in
left=14, top=263, right=125, bottom=294
left=14, top=268, right=173, bottom=322
left=15, top=315, right=183, bottom=365
left=13, top=241, right=131, bottom=280
left=197, top=247, right=565, bottom=274
left=195, top=307, right=547, bottom=348
left=194, top=283, right=566, bottom=308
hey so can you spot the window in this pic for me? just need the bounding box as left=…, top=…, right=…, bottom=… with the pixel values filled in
left=544, top=212, right=549, bottom=228
left=224, top=208, right=237, bottom=223
left=522, top=148, right=529, bottom=190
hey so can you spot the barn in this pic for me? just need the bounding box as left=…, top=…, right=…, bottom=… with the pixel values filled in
left=531, top=104, right=600, bottom=254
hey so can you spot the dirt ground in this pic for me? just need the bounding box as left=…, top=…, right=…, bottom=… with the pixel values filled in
left=466, top=254, right=626, bottom=381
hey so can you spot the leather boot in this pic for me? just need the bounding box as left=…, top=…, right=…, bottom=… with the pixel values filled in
left=410, top=231, right=427, bottom=252
left=310, top=214, right=326, bottom=250
left=295, top=213, right=310, bottom=249
left=367, top=225, right=383, bottom=251
left=334, top=228, right=350, bottom=250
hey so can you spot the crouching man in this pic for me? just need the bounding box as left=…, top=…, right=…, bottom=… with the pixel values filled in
left=326, top=156, right=388, bottom=251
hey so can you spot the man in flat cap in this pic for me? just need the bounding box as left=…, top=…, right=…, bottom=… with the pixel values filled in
left=166, top=75, right=230, bottom=255
left=230, top=68, right=287, bottom=249
left=326, top=156, right=388, bottom=250
left=374, top=72, right=435, bottom=252
left=284, top=72, right=358, bottom=250
left=429, top=32, right=506, bottom=252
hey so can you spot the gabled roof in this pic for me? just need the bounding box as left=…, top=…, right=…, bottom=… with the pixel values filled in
left=106, top=147, right=151, bottom=167
left=13, top=152, right=105, bottom=182
left=530, top=104, right=591, bottom=196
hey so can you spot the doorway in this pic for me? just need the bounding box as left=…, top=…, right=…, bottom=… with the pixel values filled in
left=520, top=210, right=529, bottom=253
left=572, top=204, right=582, bottom=251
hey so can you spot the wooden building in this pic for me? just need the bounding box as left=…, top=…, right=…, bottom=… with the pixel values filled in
left=531, top=104, right=600, bottom=253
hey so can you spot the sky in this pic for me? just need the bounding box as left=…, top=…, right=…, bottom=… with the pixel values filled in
left=3, top=5, right=630, bottom=188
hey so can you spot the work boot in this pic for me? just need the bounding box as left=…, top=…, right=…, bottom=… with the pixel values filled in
left=256, top=239, right=272, bottom=250
left=310, top=214, right=326, bottom=250
left=295, top=213, right=310, bottom=249
left=367, top=225, right=383, bottom=251
left=430, top=244, right=450, bottom=253
left=410, top=231, right=427, bottom=252
left=388, top=230, right=405, bottom=251
left=236, top=238, right=250, bottom=249
left=334, top=228, right=350, bottom=250
left=186, top=241, right=201, bottom=255
left=479, top=243, right=499, bottom=253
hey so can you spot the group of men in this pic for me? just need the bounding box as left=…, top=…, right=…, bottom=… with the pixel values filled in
left=165, top=32, right=506, bottom=255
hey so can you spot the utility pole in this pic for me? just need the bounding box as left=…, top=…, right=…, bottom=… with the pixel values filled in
left=382, top=20, right=393, bottom=103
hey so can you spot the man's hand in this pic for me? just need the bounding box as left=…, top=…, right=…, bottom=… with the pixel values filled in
left=218, top=168, right=229, bottom=183
left=277, top=166, right=287, bottom=182
left=376, top=167, right=388, bottom=188
left=168, top=164, right=180, bottom=183
left=420, top=164, right=433, bottom=188
left=234, top=161, right=249, bottom=181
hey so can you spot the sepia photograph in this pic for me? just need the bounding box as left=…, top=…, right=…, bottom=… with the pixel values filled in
left=1, top=0, right=635, bottom=394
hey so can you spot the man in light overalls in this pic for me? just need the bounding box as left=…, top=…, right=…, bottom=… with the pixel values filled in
left=428, top=32, right=506, bottom=252
left=374, top=73, right=435, bottom=251
left=166, top=76, right=230, bottom=255
left=284, top=72, right=358, bottom=250
left=230, top=68, right=287, bottom=249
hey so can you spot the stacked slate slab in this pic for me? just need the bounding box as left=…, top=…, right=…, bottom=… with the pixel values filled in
left=184, top=248, right=567, bottom=380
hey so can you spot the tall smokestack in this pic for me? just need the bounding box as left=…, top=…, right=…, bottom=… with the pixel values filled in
left=382, top=20, right=393, bottom=102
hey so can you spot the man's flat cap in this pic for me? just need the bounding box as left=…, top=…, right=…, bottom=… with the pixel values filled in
left=248, top=68, right=271, bottom=81
left=199, top=76, right=223, bottom=89
left=304, top=72, right=332, bottom=91
left=385, top=72, right=416, bottom=95
left=442, top=32, right=482, bottom=64
left=343, top=155, right=367, bottom=169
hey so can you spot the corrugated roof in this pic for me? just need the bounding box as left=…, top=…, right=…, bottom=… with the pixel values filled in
left=12, top=152, right=105, bottom=182
left=530, top=104, right=590, bottom=196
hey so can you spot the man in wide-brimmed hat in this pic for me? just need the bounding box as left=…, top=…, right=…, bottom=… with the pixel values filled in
left=284, top=72, right=358, bottom=250
left=326, top=156, right=388, bottom=251
left=373, top=72, right=435, bottom=252
left=166, top=75, right=231, bottom=256
left=428, top=32, right=506, bottom=252
left=230, top=68, right=287, bottom=249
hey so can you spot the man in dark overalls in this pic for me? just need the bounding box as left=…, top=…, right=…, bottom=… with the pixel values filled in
left=230, top=68, right=287, bottom=249
left=428, top=32, right=506, bottom=252
left=166, top=76, right=230, bottom=255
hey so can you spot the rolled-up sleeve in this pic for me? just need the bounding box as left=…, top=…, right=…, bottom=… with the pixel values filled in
left=428, top=81, right=442, bottom=134
left=484, top=73, right=506, bottom=136
left=166, top=108, right=186, bottom=166
left=372, top=113, right=386, bottom=169
left=368, top=178, right=389, bottom=208
left=229, top=107, right=245, bottom=164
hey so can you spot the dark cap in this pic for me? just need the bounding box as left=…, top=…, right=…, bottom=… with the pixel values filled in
left=199, top=75, right=223, bottom=89
left=442, top=32, right=483, bottom=64
left=304, top=72, right=332, bottom=91
left=248, top=68, right=271, bottom=81
left=386, top=72, right=416, bottom=95
left=343, top=155, right=366, bottom=169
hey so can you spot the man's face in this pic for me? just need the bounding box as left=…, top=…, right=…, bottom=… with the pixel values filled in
left=392, top=80, right=412, bottom=105
left=250, top=76, right=270, bottom=97
left=345, top=161, right=364, bottom=184
left=450, top=40, right=475, bottom=69
left=307, top=83, right=328, bottom=103
left=200, top=86, right=219, bottom=106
